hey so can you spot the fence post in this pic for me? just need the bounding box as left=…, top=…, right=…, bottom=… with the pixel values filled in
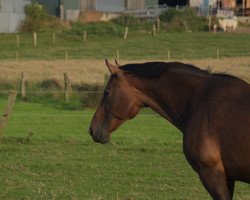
left=33, top=32, right=37, bottom=47
left=153, top=24, right=156, bottom=36
left=0, top=90, right=17, bottom=140
left=208, top=16, right=212, bottom=31
left=64, top=73, right=72, bottom=102
left=217, top=48, right=220, bottom=59
left=124, top=26, right=128, bottom=39
left=167, top=50, right=170, bottom=60
left=21, top=72, right=27, bottom=100
left=16, top=35, right=20, bottom=48
left=157, top=18, right=160, bottom=33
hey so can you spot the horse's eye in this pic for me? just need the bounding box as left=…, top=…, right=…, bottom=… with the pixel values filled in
left=104, top=90, right=110, bottom=96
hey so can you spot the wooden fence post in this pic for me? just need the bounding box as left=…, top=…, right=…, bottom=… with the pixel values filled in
left=0, top=90, right=17, bottom=140
left=168, top=50, right=170, bottom=60
left=16, top=35, right=20, bottom=48
left=21, top=72, right=26, bottom=100
left=157, top=18, right=160, bottom=33
left=33, top=32, right=37, bottom=47
left=124, top=26, right=128, bottom=39
left=208, top=16, right=212, bottom=31
left=64, top=73, right=72, bottom=102
left=153, top=24, right=156, bottom=36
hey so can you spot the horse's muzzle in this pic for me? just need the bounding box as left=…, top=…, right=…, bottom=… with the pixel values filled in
left=89, top=127, right=110, bottom=144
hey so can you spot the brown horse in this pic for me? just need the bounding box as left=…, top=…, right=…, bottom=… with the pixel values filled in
left=89, top=60, right=250, bottom=200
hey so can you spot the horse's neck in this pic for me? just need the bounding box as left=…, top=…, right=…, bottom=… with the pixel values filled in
left=132, top=72, right=209, bottom=131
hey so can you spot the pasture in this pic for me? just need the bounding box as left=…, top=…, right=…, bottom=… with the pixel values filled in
left=0, top=98, right=250, bottom=200
left=0, top=31, right=250, bottom=199
left=1, top=32, right=250, bottom=61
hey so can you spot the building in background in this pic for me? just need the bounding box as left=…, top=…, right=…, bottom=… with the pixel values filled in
left=33, top=0, right=250, bottom=20
left=159, top=0, right=250, bottom=9
left=35, top=0, right=60, bottom=16
left=0, top=0, right=31, bottom=33
left=35, top=0, right=78, bottom=20
left=80, top=0, right=158, bottom=12
left=35, top=0, right=159, bottom=21
left=159, top=0, right=188, bottom=7
left=190, top=0, right=250, bottom=9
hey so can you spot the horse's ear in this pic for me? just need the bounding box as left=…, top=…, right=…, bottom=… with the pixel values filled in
left=105, top=59, right=119, bottom=75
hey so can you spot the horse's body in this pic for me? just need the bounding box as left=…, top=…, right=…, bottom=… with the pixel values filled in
left=218, top=17, right=238, bottom=32
left=89, top=61, right=250, bottom=200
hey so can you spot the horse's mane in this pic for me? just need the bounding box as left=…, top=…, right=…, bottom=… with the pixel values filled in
left=120, top=62, right=240, bottom=81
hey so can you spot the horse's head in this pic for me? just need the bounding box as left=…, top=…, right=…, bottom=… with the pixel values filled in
left=89, top=60, right=142, bottom=144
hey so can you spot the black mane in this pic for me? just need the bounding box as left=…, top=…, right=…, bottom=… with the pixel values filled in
left=120, top=62, right=209, bottom=79
left=120, top=62, right=240, bottom=81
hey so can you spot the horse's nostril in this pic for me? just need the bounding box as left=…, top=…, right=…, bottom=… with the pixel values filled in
left=89, top=127, right=93, bottom=136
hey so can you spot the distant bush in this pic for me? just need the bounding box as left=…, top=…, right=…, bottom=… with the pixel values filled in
left=25, top=3, right=48, bottom=21
left=0, top=80, right=16, bottom=91
left=160, top=7, right=208, bottom=32
left=112, top=14, right=140, bottom=26
left=20, top=18, right=41, bottom=32
left=39, top=79, right=63, bottom=90
left=20, top=3, right=50, bottom=32
left=112, top=14, right=155, bottom=32
left=69, top=21, right=124, bottom=36
left=159, top=8, right=180, bottom=23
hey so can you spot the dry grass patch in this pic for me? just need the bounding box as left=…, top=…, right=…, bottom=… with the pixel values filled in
left=0, top=60, right=109, bottom=86
left=0, top=57, right=249, bottom=87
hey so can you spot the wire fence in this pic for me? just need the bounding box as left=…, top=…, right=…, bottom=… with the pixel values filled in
left=0, top=90, right=158, bottom=119
left=2, top=29, right=250, bottom=62
left=0, top=90, right=103, bottom=94
left=9, top=47, right=250, bottom=61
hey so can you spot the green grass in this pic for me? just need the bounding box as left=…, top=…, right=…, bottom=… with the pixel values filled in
left=0, top=98, right=249, bottom=199
left=1, top=31, right=250, bottom=61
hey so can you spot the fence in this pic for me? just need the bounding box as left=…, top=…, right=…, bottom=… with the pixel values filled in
left=4, top=71, right=107, bottom=108
left=0, top=88, right=158, bottom=140
left=11, top=47, right=250, bottom=61
left=2, top=30, right=250, bottom=62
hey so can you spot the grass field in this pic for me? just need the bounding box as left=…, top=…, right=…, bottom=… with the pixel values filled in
left=0, top=30, right=250, bottom=199
left=0, top=98, right=249, bottom=200
left=1, top=32, right=250, bottom=61
left=1, top=31, right=250, bottom=87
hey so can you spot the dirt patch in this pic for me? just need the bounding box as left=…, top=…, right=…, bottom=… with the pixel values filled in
left=0, top=58, right=249, bottom=86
